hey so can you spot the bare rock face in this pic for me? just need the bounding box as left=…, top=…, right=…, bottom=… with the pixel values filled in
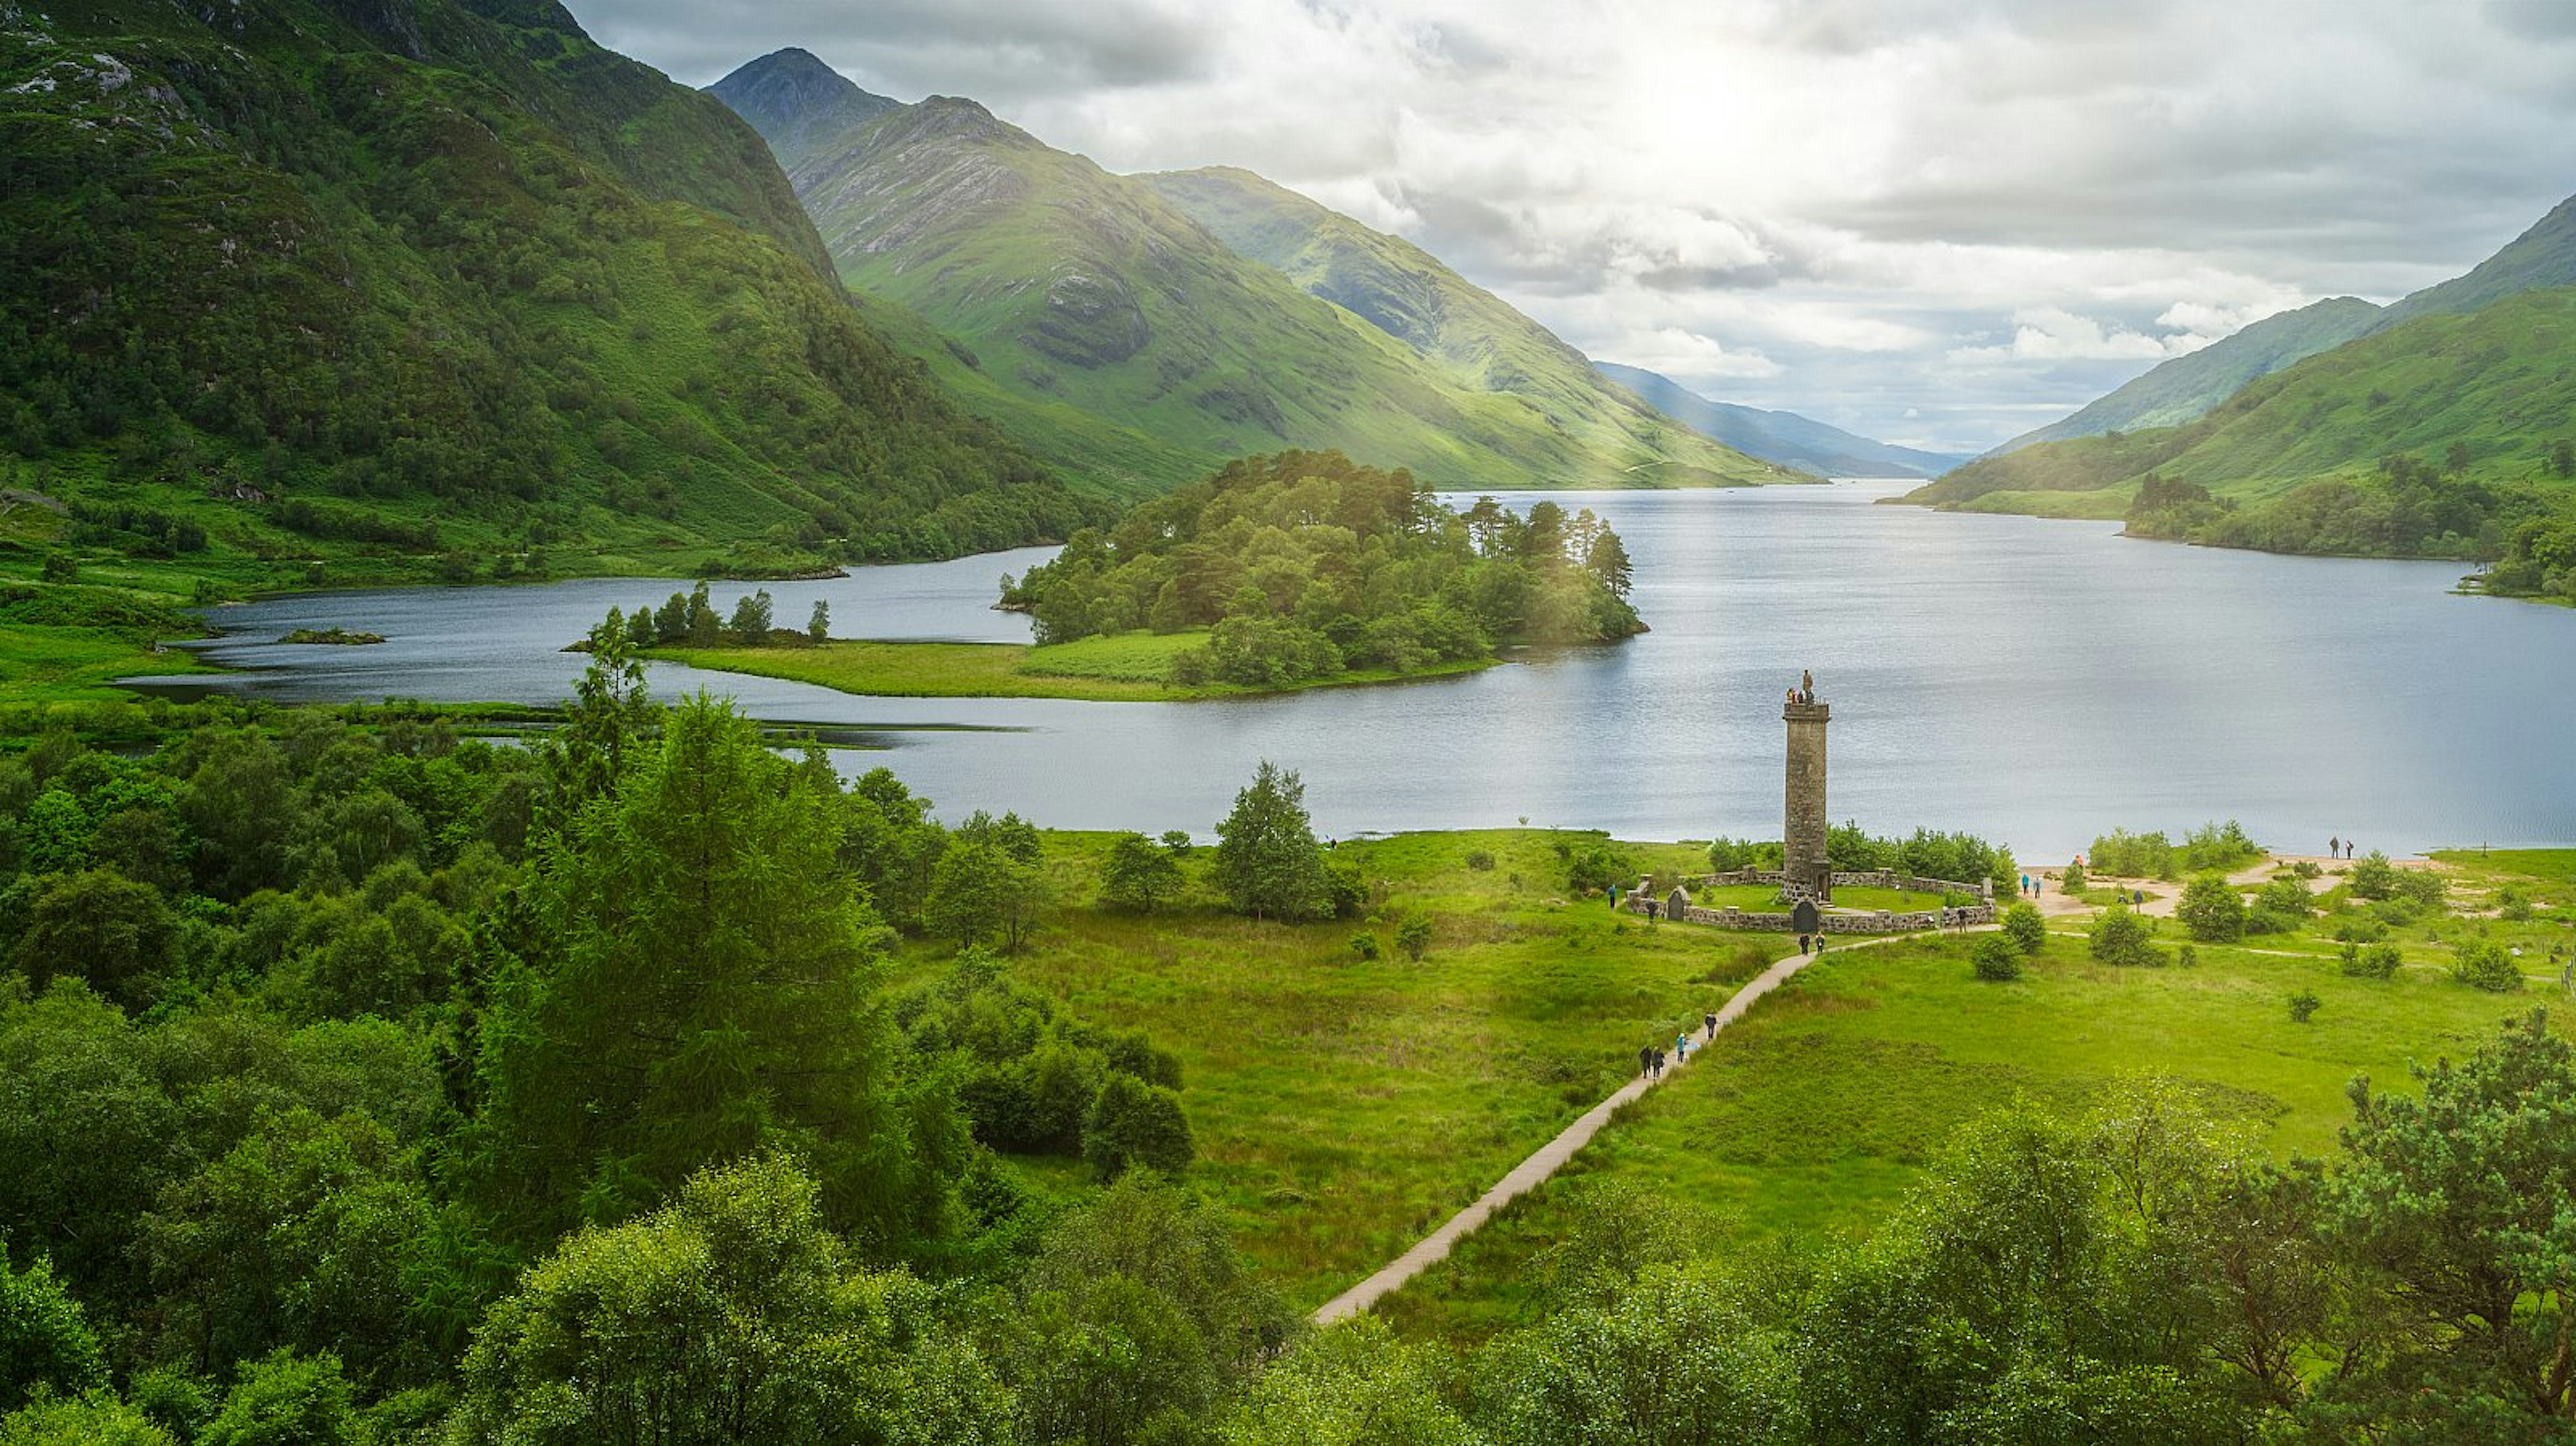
left=1025, top=268, right=1149, bottom=368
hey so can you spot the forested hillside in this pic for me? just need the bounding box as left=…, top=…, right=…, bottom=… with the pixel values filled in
left=0, top=0, right=1104, bottom=591
left=714, top=53, right=1792, bottom=493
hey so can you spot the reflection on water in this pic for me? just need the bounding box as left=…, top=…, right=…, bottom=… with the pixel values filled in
left=125, top=484, right=2576, bottom=858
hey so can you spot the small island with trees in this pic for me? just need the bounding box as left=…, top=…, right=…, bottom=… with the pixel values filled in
left=646, top=450, right=1648, bottom=701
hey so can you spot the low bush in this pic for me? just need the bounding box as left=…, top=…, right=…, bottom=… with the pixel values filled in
left=2341, top=941, right=2402, bottom=979
left=2452, top=939, right=2523, bottom=993
left=1394, top=914, right=1434, bottom=962
left=2000, top=902, right=2045, bottom=955
left=2288, top=990, right=2322, bottom=1023
left=2090, top=905, right=2162, bottom=967
left=1971, top=934, right=2024, bottom=982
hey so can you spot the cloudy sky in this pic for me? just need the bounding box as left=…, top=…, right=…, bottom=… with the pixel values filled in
left=582, top=0, right=2576, bottom=454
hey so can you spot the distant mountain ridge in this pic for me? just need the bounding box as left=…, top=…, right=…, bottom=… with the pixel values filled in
left=2369, top=193, right=2576, bottom=331
left=1991, top=191, right=2576, bottom=457
left=1991, top=297, right=2385, bottom=455
left=703, top=45, right=901, bottom=170
left=709, top=51, right=1799, bottom=493
left=1591, top=364, right=1966, bottom=478
left=1904, top=286, right=2576, bottom=517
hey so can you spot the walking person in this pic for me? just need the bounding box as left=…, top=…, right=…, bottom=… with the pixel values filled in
left=1639, top=1043, right=1654, bottom=1080
left=2328, top=835, right=2339, bottom=861
left=1703, top=1011, right=1717, bottom=1041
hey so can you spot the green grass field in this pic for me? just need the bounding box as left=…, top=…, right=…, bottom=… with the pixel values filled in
left=1684, top=883, right=1949, bottom=913
left=943, top=833, right=2573, bottom=1339
left=1365, top=849, right=2576, bottom=1340
left=657, top=632, right=1495, bottom=702
left=0, top=622, right=217, bottom=704
left=904, top=828, right=1780, bottom=1310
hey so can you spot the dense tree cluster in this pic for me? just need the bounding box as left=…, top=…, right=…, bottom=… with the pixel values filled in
left=0, top=640, right=1215, bottom=1442
left=2127, top=453, right=2569, bottom=570
left=1002, top=452, right=1644, bottom=686
left=2086, top=821, right=2260, bottom=880
left=2485, top=497, right=2576, bottom=602
left=1823, top=821, right=2017, bottom=895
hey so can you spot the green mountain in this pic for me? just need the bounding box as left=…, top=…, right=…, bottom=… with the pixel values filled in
left=702, top=45, right=900, bottom=171
left=0, top=0, right=1099, bottom=592
left=1902, top=287, right=2576, bottom=565
left=1137, top=166, right=1799, bottom=486
left=1591, top=362, right=1966, bottom=478
left=2371, top=193, right=2576, bottom=330
left=1991, top=297, right=2385, bottom=454
left=717, top=62, right=1794, bottom=492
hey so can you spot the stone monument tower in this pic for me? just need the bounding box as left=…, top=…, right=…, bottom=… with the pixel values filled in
left=1783, top=672, right=1830, bottom=901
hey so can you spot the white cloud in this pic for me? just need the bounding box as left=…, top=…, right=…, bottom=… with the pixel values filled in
left=1611, top=327, right=1784, bottom=380
left=1948, top=307, right=2195, bottom=364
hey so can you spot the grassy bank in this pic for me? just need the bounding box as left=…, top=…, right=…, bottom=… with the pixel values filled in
left=0, top=622, right=219, bottom=704
left=0, top=580, right=220, bottom=704
left=656, top=631, right=1497, bottom=702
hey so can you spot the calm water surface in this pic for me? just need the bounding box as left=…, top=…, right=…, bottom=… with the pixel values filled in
left=129, top=483, right=2576, bottom=858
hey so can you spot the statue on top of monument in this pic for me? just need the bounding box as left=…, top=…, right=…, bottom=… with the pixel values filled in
left=1801, top=669, right=1815, bottom=705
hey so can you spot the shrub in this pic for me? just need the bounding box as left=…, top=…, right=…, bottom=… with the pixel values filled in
left=2497, top=886, right=2534, bottom=921
left=2090, top=905, right=2161, bottom=967
left=2180, top=820, right=2261, bottom=872
left=2392, top=868, right=2449, bottom=911
left=2178, top=872, right=2247, bottom=943
left=1464, top=849, right=1496, bottom=872
left=1706, top=836, right=1766, bottom=872
left=2000, top=901, right=2045, bottom=955
left=2288, top=990, right=2322, bottom=1023
left=1394, top=913, right=1433, bottom=962
left=2061, top=862, right=2088, bottom=893
left=2341, top=941, right=2402, bottom=980
left=1324, top=859, right=1367, bottom=919
left=2247, top=878, right=2313, bottom=934
left=1349, top=931, right=1381, bottom=961
left=2332, top=917, right=2389, bottom=944
left=1972, top=934, right=2024, bottom=981
left=2452, top=939, right=2523, bottom=993
left=2349, top=851, right=2399, bottom=900
left=1566, top=841, right=1631, bottom=894
left=1083, top=1073, right=1195, bottom=1182
left=2089, top=828, right=2175, bottom=880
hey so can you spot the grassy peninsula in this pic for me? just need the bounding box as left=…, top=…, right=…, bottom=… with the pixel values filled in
left=654, top=633, right=1495, bottom=703
left=639, top=450, right=1646, bottom=699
